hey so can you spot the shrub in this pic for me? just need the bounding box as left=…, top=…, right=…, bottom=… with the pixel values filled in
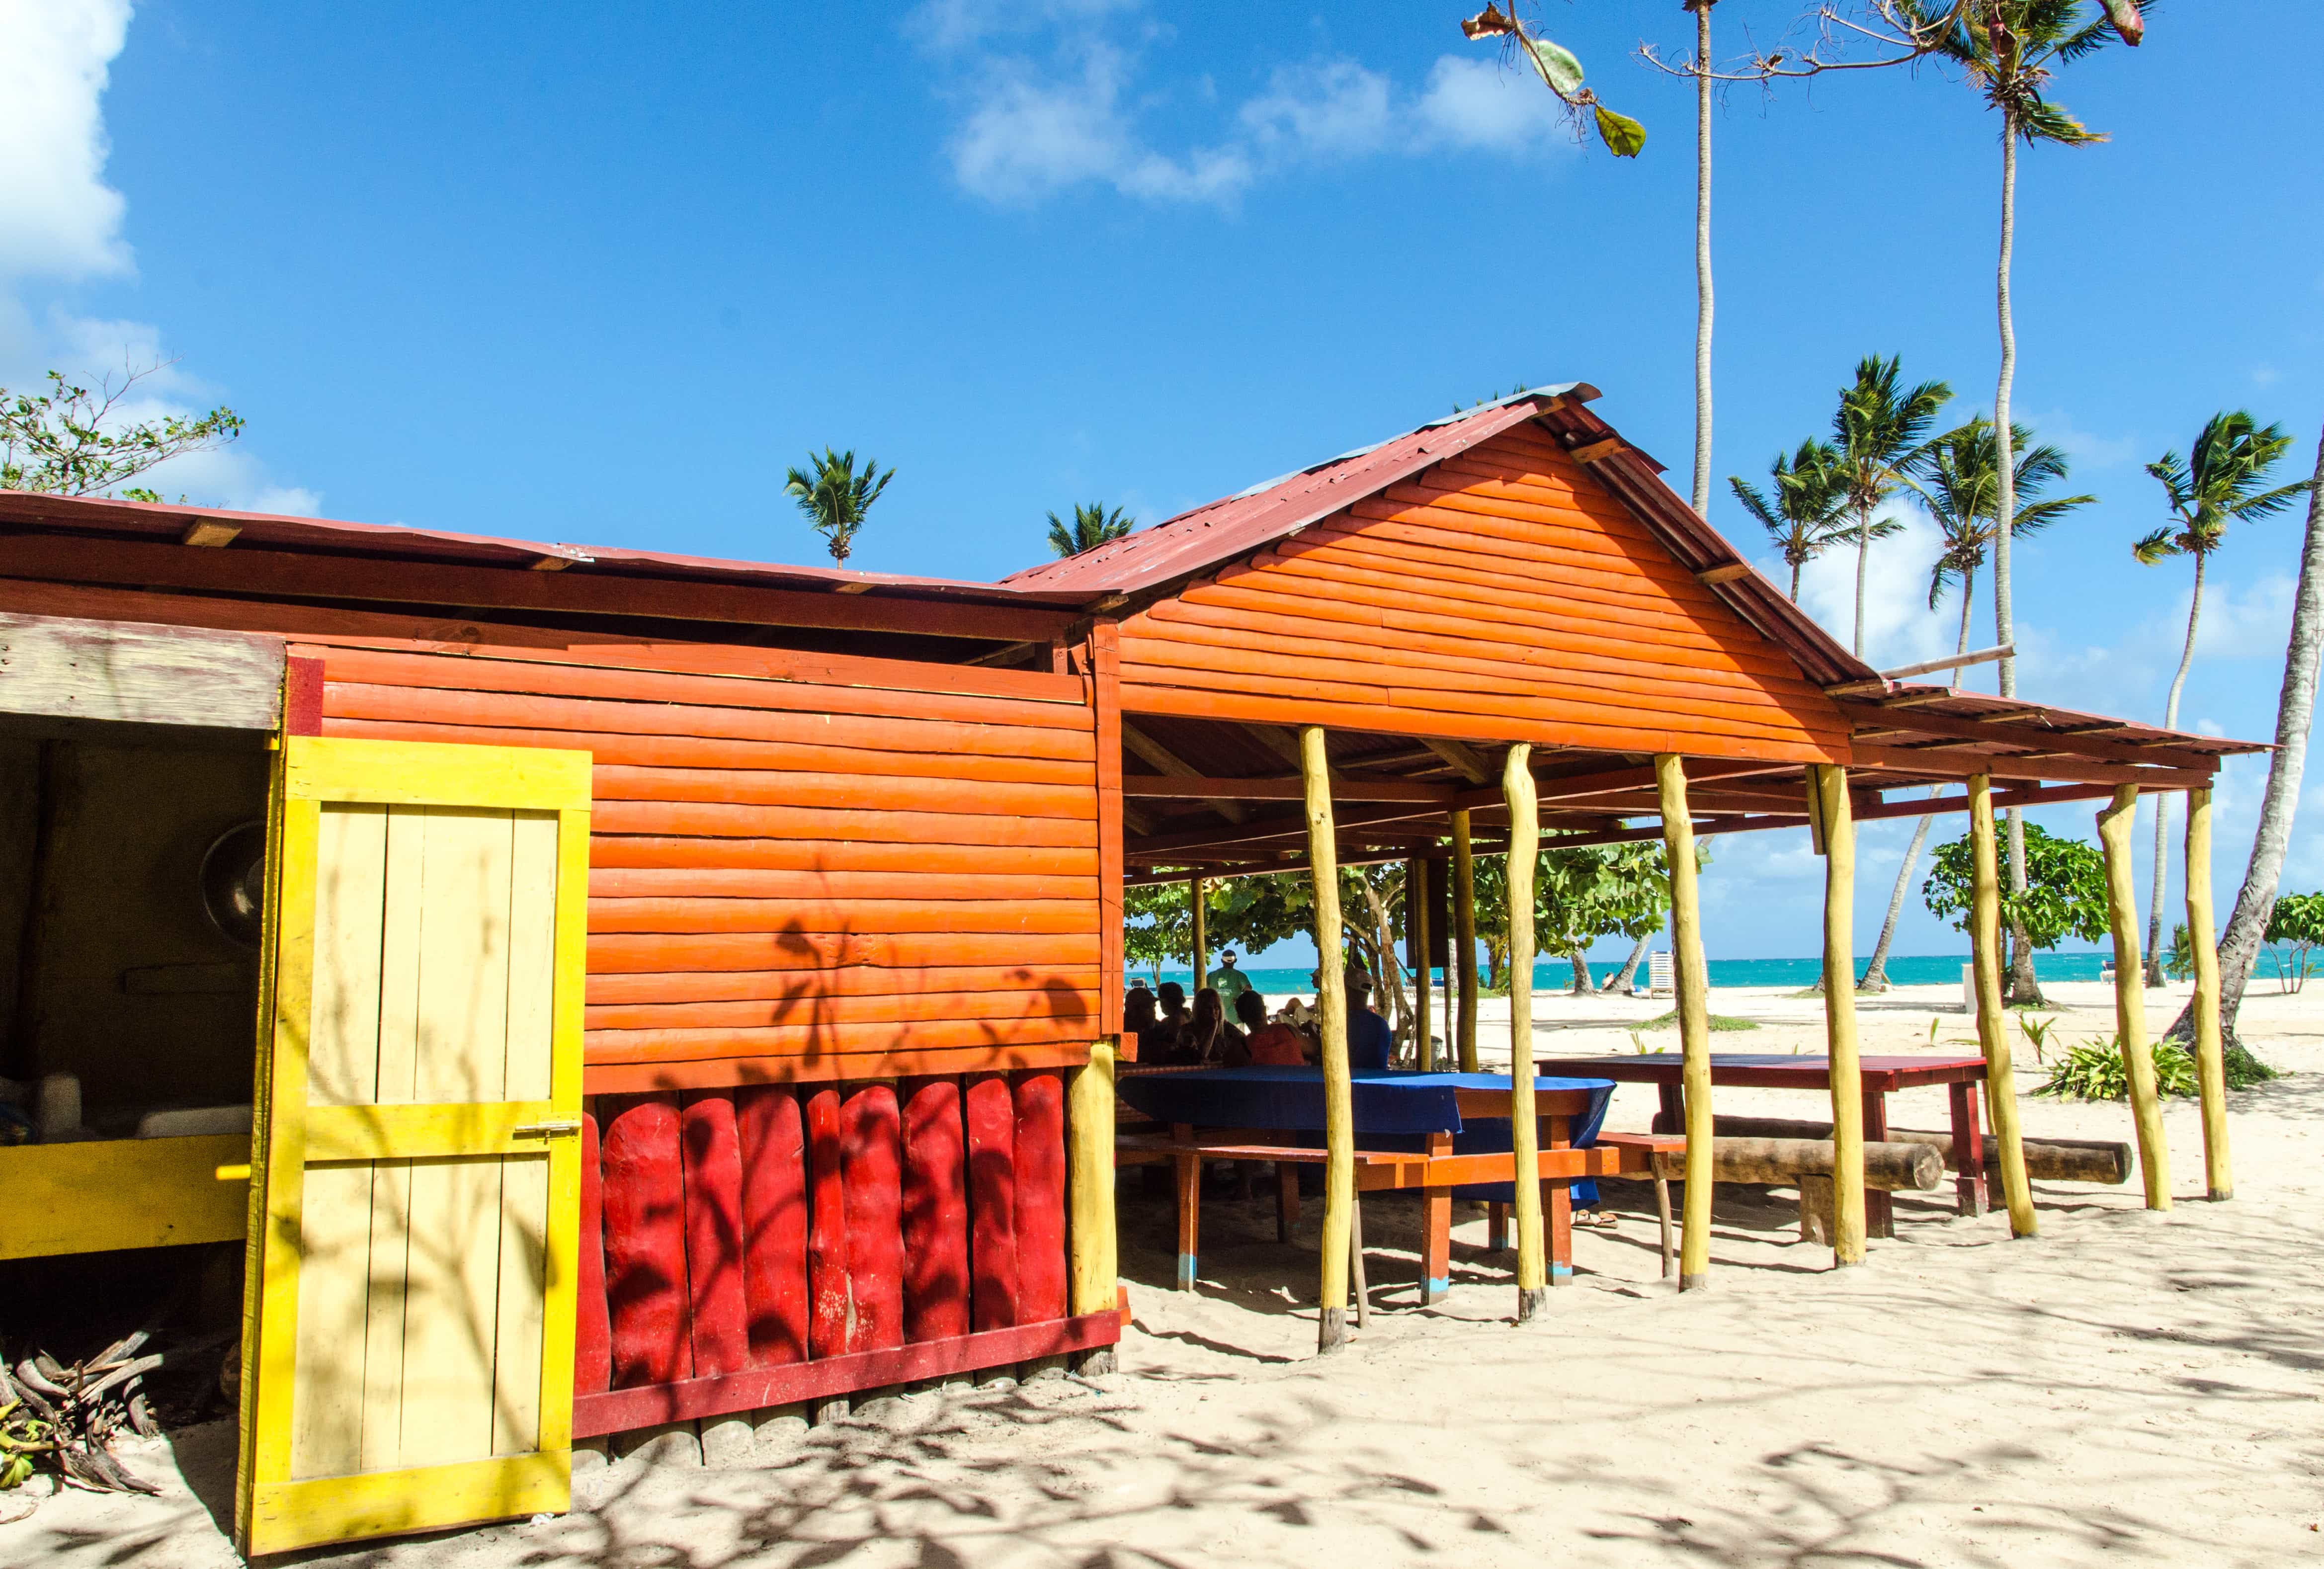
left=2035, top=1036, right=2198, bottom=1101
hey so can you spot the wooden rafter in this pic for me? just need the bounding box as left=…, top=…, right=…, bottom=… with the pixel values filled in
left=1121, top=721, right=1248, bottom=824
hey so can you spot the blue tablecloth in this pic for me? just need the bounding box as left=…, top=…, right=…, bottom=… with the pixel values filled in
left=1116, top=1066, right=1618, bottom=1204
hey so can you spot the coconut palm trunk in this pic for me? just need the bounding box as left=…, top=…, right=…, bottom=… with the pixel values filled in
left=1860, top=581, right=1976, bottom=991
left=1989, top=119, right=2042, bottom=1005
left=2170, top=425, right=2324, bottom=1055
left=2145, top=551, right=2208, bottom=983
left=1568, top=950, right=1596, bottom=995
left=1689, top=0, right=1714, bottom=521
left=1853, top=503, right=1872, bottom=657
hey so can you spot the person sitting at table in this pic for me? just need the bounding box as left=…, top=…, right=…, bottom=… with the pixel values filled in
left=1123, top=982, right=1156, bottom=1037
left=1175, top=987, right=1229, bottom=1066
left=1344, top=970, right=1395, bottom=1073
left=1238, top=991, right=1309, bottom=1066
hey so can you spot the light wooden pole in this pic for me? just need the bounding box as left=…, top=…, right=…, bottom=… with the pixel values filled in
left=1066, top=1036, right=1119, bottom=1374
left=2184, top=786, right=2232, bottom=1200
left=1968, top=776, right=2038, bottom=1238
left=2096, top=785, right=2172, bottom=1211
left=1300, top=726, right=1356, bottom=1351
left=1655, top=755, right=1715, bottom=1290
left=1189, top=874, right=1207, bottom=995
left=1502, top=746, right=1551, bottom=1318
left=1808, top=764, right=1867, bottom=1265
left=1410, top=856, right=1433, bottom=1070
left=1453, top=808, right=1480, bottom=1072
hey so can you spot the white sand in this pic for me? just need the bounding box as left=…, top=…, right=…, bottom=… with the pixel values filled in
left=14, top=980, right=2322, bottom=1568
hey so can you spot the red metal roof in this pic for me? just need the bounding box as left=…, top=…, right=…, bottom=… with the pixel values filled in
left=0, top=489, right=1089, bottom=607
left=1000, top=390, right=1592, bottom=594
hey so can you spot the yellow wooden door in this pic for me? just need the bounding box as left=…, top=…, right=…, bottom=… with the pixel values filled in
left=234, top=736, right=592, bottom=1556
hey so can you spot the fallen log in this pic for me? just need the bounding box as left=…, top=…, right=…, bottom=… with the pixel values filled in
left=1709, top=1115, right=2130, bottom=1186
left=1697, top=1137, right=1943, bottom=1192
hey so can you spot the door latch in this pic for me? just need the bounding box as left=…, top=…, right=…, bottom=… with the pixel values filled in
left=511, top=1119, right=583, bottom=1140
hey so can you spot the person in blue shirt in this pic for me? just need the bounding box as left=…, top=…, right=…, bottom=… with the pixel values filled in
left=1343, top=970, right=1395, bottom=1073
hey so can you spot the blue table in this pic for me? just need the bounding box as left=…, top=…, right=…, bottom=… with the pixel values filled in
left=1116, top=1067, right=1625, bottom=1302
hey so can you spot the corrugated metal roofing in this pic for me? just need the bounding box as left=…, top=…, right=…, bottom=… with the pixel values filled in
left=999, top=386, right=1594, bottom=594
left=0, top=489, right=1089, bottom=607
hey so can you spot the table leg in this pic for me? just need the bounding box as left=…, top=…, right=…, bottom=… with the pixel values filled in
left=1173, top=1122, right=1200, bottom=1291
left=1276, top=1158, right=1299, bottom=1242
left=1949, top=1081, right=1989, bottom=1217
left=1421, top=1131, right=1452, bottom=1307
left=1349, top=1196, right=1370, bottom=1329
left=1487, top=1202, right=1509, bottom=1252
left=1546, top=1113, right=1573, bottom=1286
left=1861, top=1091, right=1894, bottom=1240
left=1654, top=1173, right=1674, bottom=1279
left=1654, top=1082, right=1684, bottom=1136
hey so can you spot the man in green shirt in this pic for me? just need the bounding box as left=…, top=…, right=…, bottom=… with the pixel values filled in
left=1206, top=949, right=1252, bottom=1009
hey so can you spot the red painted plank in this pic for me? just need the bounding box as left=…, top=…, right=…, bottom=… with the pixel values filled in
left=1012, top=1072, right=1068, bottom=1324
left=840, top=1085, right=906, bottom=1353
left=575, top=1108, right=611, bottom=1397
left=803, top=1087, right=853, bottom=1359
left=678, top=1091, right=751, bottom=1378
left=900, top=1079, right=971, bottom=1343
left=598, top=1093, right=692, bottom=1388
left=735, top=1085, right=810, bottom=1368
left=964, top=1074, right=1019, bottom=1331
left=572, top=1310, right=1122, bottom=1437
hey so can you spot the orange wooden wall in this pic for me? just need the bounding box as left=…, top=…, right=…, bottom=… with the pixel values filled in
left=1116, top=422, right=1851, bottom=763
left=297, top=640, right=1104, bottom=1093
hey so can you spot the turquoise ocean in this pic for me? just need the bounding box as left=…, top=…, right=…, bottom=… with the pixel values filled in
left=1135, top=951, right=2121, bottom=997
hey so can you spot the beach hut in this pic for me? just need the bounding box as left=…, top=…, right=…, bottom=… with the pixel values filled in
left=0, top=382, right=2252, bottom=1551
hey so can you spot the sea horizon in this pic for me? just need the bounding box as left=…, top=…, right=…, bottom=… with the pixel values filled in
left=1131, top=951, right=2135, bottom=996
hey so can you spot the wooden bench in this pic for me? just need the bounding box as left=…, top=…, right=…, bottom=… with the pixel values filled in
left=1118, top=1125, right=1686, bottom=1304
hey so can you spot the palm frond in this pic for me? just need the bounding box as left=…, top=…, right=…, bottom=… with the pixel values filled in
left=2131, top=526, right=2181, bottom=566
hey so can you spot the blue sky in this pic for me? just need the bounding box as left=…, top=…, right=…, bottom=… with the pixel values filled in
left=6, top=1, right=2321, bottom=964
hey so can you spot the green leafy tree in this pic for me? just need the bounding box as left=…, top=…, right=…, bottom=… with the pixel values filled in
left=1730, top=439, right=1849, bottom=601
left=1472, top=838, right=1693, bottom=993
left=1045, top=501, right=1133, bottom=558
left=1831, top=354, right=1951, bottom=657
left=784, top=448, right=893, bottom=566
left=0, top=366, right=243, bottom=497
left=2260, top=890, right=2324, bottom=995
left=2132, top=412, right=2314, bottom=982
left=1923, top=822, right=2108, bottom=980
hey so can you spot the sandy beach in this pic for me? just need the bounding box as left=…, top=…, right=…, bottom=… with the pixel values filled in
left=13, top=978, right=2321, bottom=1568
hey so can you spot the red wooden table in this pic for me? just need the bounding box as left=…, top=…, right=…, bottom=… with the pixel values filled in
left=1536, top=1054, right=1991, bottom=1235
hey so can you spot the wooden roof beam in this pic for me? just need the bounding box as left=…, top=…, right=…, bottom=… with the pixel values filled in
left=1420, top=735, right=1494, bottom=784
left=1123, top=775, right=1453, bottom=804
left=1121, top=721, right=1247, bottom=824
left=1851, top=742, right=2215, bottom=789
left=1834, top=699, right=2221, bottom=770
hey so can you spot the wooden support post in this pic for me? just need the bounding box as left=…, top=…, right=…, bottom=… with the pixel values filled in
left=1067, top=1036, right=1119, bottom=1374
left=1503, top=745, right=1550, bottom=1319
left=2184, top=786, right=2231, bottom=1200
left=1969, top=775, right=2038, bottom=1238
left=2096, top=785, right=2172, bottom=1211
left=1811, top=764, right=1867, bottom=1266
left=1453, top=809, right=1479, bottom=1072
left=1410, top=856, right=1433, bottom=1070
left=1301, top=726, right=1355, bottom=1352
left=1189, top=875, right=1207, bottom=996
left=1656, top=755, right=1715, bottom=1290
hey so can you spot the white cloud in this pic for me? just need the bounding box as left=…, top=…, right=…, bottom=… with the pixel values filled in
left=1240, top=60, right=1393, bottom=158
left=2016, top=406, right=2142, bottom=472
left=0, top=1, right=319, bottom=516
left=920, top=1, right=1569, bottom=209
left=0, top=0, right=132, bottom=282
left=1787, top=503, right=1958, bottom=673
left=1413, top=55, right=1569, bottom=151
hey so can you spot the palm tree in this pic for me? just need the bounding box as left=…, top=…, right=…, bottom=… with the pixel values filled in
left=1859, top=417, right=2092, bottom=991
left=2132, top=413, right=2312, bottom=984
left=1729, top=439, right=1848, bottom=600
left=1045, top=501, right=1134, bottom=558
left=2168, top=424, right=2324, bottom=1062
left=784, top=448, right=894, bottom=567
left=1908, top=0, right=2143, bottom=1002
left=1831, top=355, right=1950, bottom=656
